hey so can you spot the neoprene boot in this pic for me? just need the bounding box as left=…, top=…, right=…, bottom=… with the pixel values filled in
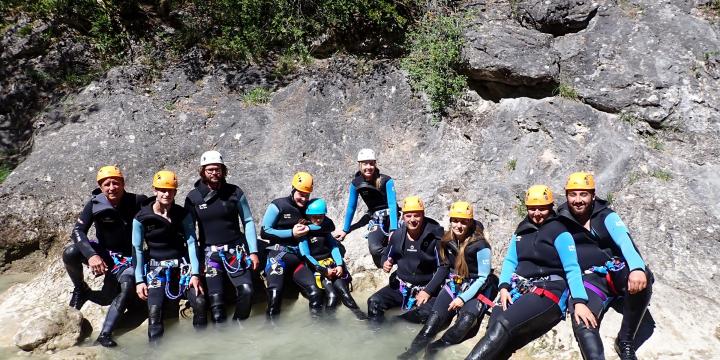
left=306, top=285, right=324, bottom=316
left=465, top=320, right=510, bottom=360
left=324, top=279, right=340, bottom=309
left=574, top=321, right=605, bottom=360
left=96, top=281, right=133, bottom=347
left=335, top=279, right=359, bottom=309
left=615, top=339, right=637, bottom=360
left=367, top=297, right=385, bottom=323
left=208, top=293, right=226, bottom=323
left=96, top=332, right=117, bottom=347
left=266, top=288, right=282, bottom=317
left=69, top=284, right=91, bottom=310
left=616, top=282, right=652, bottom=360
left=188, top=291, right=208, bottom=328
left=398, top=311, right=445, bottom=359
left=426, top=312, right=478, bottom=358
left=147, top=305, right=164, bottom=341
left=232, top=284, right=253, bottom=320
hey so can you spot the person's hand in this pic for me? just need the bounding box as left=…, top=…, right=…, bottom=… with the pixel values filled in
left=335, top=266, right=344, bottom=278
left=189, top=275, right=204, bottom=296
left=292, top=224, right=309, bottom=238
left=415, top=290, right=431, bottom=306
left=627, top=270, right=648, bottom=294
left=136, top=283, right=148, bottom=300
left=573, top=303, right=598, bottom=328
left=88, top=255, right=108, bottom=276
left=334, top=230, right=347, bottom=241
left=383, top=257, right=393, bottom=273
left=499, top=288, right=512, bottom=311
left=448, top=297, right=465, bottom=311
left=249, top=253, right=260, bottom=270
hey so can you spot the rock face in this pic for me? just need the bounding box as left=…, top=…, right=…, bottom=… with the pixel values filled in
left=13, top=305, right=87, bottom=351
left=0, top=1, right=719, bottom=359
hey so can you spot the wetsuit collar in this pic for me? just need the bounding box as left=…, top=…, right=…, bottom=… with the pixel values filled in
left=558, top=199, right=607, bottom=225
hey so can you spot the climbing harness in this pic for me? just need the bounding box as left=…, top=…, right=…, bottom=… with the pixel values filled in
left=584, top=257, right=626, bottom=296
left=367, top=209, right=390, bottom=236
left=146, top=258, right=192, bottom=300
left=108, top=251, right=132, bottom=276
left=263, top=244, right=299, bottom=277
left=507, top=273, right=564, bottom=305
left=207, top=244, right=251, bottom=274
left=398, top=278, right=425, bottom=310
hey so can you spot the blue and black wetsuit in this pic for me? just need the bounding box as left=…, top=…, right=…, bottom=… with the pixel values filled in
left=260, top=194, right=335, bottom=316
left=467, top=215, right=588, bottom=360
left=558, top=199, right=653, bottom=358
left=341, top=171, right=398, bottom=268
left=185, top=179, right=257, bottom=322
left=62, top=189, right=146, bottom=341
left=296, top=222, right=364, bottom=316
left=132, top=197, right=206, bottom=339
left=400, top=220, right=498, bottom=359
left=367, top=218, right=445, bottom=322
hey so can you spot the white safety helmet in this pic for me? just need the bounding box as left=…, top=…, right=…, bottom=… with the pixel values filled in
left=200, top=150, right=224, bottom=166
left=357, top=148, right=377, bottom=162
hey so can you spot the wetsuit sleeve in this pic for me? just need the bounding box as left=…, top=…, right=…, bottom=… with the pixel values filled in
left=329, top=236, right=343, bottom=266
left=298, top=238, right=320, bottom=267
left=604, top=212, right=646, bottom=271
left=133, top=219, right=145, bottom=283
left=237, top=193, right=258, bottom=253
left=498, top=234, right=519, bottom=291
left=342, top=183, right=359, bottom=233
left=183, top=214, right=201, bottom=275
left=183, top=196, right=197, bottom=222
left=554, top=231, right=589, bottom=304
left=385, top=179, right=398, bottom=231
left=423, top=245, right=449, bottom=296
left=70, top=201, right=97, bottom=258
left=459, top=248, right=492, bottom=303
left=260, top=204, right=293, bottom=240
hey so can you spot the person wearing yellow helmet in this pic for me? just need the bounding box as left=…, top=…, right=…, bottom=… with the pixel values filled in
left=259, top=171, right=335, bottom=317
left=399, top=201, right=499, bottom=359
left=366, top=196, right=445, bottom=324
left=557, top=172, right=653, bottom=360
left=184, top=150, right=259, bottom=323
left=334, top=148, right=399, bottom=268
left=466, top=185, right=595, bottom=359
left=132, top=170, right=206, bottom=341
left=61, top=165, right=147, bottom=347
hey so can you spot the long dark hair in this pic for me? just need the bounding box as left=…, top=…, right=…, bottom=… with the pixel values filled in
left=438, top=221, right=486, bottom=278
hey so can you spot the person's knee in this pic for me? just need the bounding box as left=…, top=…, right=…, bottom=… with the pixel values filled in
left=62, top=244, right=82, bottom=264
left=236, top=283, right=253, bottom=297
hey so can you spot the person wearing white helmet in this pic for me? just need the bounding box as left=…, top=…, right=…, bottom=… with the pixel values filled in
left=334, top=148, right=399, bottom=268
left=184, top=150, right=259, bottom=323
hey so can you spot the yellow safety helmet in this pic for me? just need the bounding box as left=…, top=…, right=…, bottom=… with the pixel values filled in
left=152, top=170, right=178, bottom=189
left=449, top=201, right=473, bottom=219
left=292, top=171, right=314, bottom=193
left=402, top=196, right=425, bottom=212
left=565, top=172, right=596, bottom=191
left=525, top=185, right=554, bottom=206
left=96, top=165, right=124, bottom=184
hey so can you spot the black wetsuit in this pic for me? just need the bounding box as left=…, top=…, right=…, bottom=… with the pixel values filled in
left=466, top=216, right=588, bottom=360
left=132, top=198, right=206, bottom=340
left=558, top=199, right=653, bottom=359
left=185, top=179, right=258, bottom=322
left=62, top=189, right=146, bottom=341
left=341, top=171, right=399, bottom=268
left=367, top=218, right=444, bottom=322
left=260, top=194, right=335, bottom=316
left=400, top=220, right=499, bottom=359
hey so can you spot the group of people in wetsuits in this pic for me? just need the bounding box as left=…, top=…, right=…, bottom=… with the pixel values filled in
left=62, top=148, right=652, bottom=360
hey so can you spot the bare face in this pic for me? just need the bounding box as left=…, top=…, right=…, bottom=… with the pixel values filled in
left=293, top=190, right=311, bottom=208
left=403, top=211, right=425, bottom=232
left=99, top=177, right=125, bottom=203
left=359, top=160, right=377, bottom=180
left=154, top=187, right=177, bottom=206
left=527, top=205, right=553, bottom=225
left=567, top=190, right=594, bottom=218
left=203, top=164, right=223, bottom=185
left=450, top=217, right=473, bottom=239
left=309, top=215, right=325, bottom=226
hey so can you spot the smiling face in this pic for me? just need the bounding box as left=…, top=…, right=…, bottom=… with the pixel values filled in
left=566, top=190, right=594, bottom=218
left=450, top=217, right=473, bottom=240
left=359, top=160, right=377, bottom=180
left=527, top=205, right=553, bottom=225
left=403, top=211, right=425, bottom=232
left=100, top=177, right=125, bottom=204
left=153, top=187, right=177, bottom=206
left=293, top=190, right=311, bottom=208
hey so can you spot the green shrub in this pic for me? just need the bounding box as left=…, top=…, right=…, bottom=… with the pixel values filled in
left=0, top=165, right=11, bottom=184
left=506, top=159, right=517, bottom=171
left=401, top=12, right=466, bottom=116
left=242, top=87, right=272, bottom=105
left=650, top=169, right=672, bottom=181
left=554, top=82, right=579, bottom=100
